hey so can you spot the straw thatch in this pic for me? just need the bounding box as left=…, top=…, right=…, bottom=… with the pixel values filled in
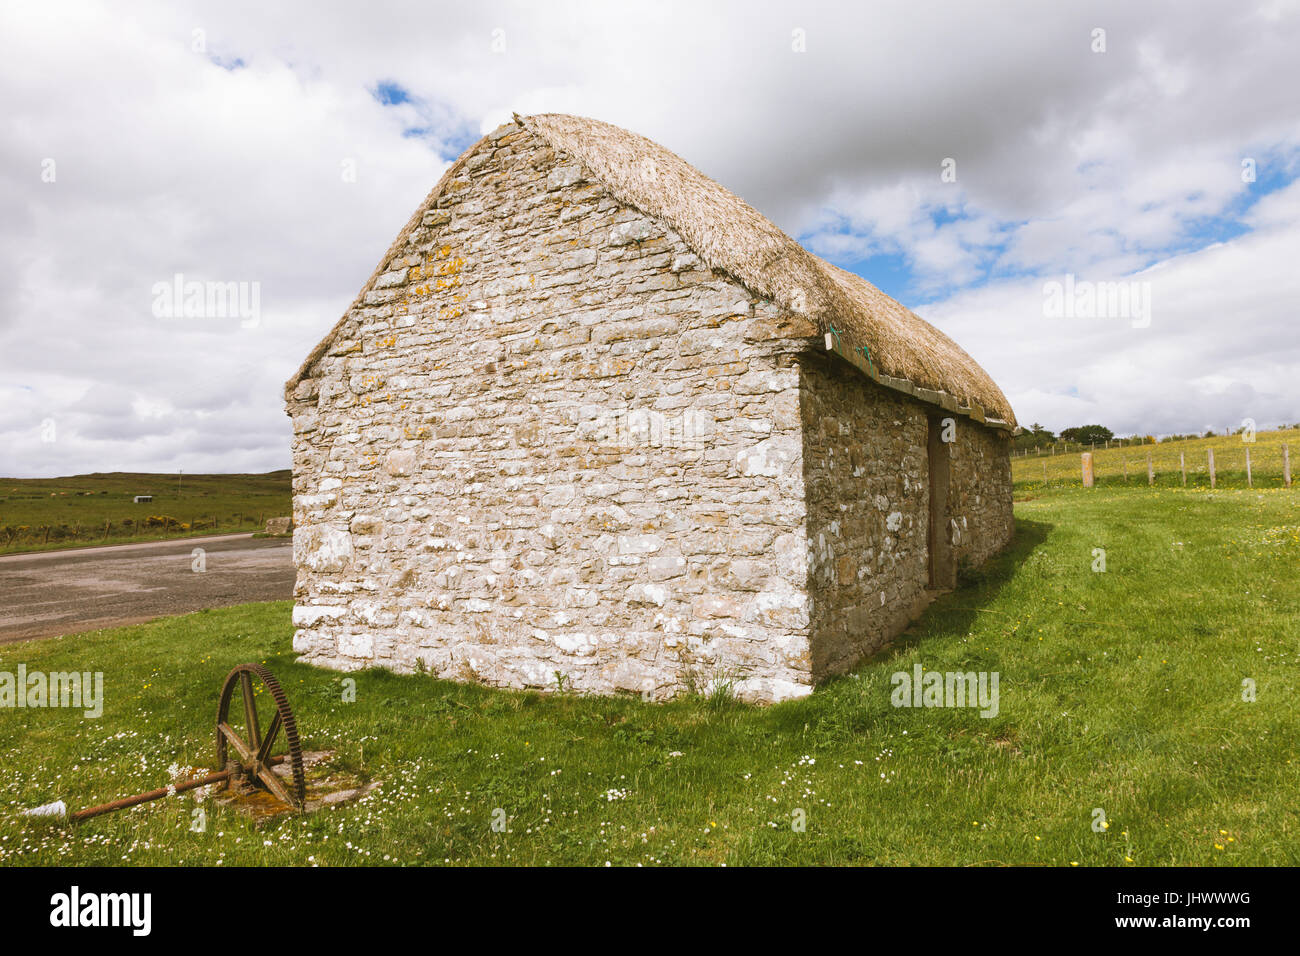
left=288, top=113, right=1015, bottom=428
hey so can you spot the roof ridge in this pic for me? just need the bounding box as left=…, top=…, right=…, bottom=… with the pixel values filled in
left=521, top=113, right=1014, bottom=427
left=285, top=112, right=1015, bottom=429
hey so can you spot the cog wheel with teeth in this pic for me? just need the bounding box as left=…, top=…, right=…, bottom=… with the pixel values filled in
left=215, top=663, right=305, bottom=810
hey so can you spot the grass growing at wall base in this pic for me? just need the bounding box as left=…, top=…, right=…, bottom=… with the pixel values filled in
left=1, top=486, right=1297, bottom=865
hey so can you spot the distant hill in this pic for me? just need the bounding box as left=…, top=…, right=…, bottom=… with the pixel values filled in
left=0, top=470, right=292, bottom=553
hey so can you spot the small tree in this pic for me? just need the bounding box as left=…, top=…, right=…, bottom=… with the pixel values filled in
left=1060, top=424, right=1114, bottom=445
left=1014, top=422, right=1058, bottom=452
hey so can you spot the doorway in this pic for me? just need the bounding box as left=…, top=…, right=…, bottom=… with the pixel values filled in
left=927, top=414, right=955, bottom=589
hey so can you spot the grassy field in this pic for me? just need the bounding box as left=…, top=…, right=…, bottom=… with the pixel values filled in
left=1012, top=426, right=1300, bottom=491
left=0, top=470, right=291, bottom=554
left=1, top=484, right=1297, bottom=866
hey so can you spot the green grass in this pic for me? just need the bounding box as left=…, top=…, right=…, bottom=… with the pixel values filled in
left=0, top=470, right=291, bottom=554
left=1012, top=426, right=1300, bottom=492
left=1, top=485, right=1297, bottom=866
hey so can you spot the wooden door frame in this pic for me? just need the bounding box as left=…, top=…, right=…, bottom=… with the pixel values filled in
left=927, top=414, right=955, bottom=589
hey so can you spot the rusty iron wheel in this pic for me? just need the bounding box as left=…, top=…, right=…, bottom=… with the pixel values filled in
left=215, top=663, right=305, bottom=810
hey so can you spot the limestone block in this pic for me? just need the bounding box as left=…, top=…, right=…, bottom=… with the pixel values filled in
left=292, top=604, right=346, bottom=627
left=265, top=516, right=292, bottom=535
left=735, top=436, right=800, bottom=479
left=386, top=449, right=417, bottom=476
left=338, top=632, right=375, bottom=659
left=294, top=525, right=354, bottom=573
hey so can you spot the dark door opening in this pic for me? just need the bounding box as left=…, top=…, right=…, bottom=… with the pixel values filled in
left=927, top=415, right=955, bottom=589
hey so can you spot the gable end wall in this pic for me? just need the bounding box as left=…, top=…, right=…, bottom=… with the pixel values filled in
left=286, top=124, right=822, bottom=702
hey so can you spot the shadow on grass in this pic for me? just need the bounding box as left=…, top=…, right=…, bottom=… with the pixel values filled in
left=841, top=515, right=1053, bottom=674
left=760, top=516, right=1054, bottom=734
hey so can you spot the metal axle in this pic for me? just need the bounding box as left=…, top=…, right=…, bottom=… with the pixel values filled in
left=69, top=755, right=287, bottom=823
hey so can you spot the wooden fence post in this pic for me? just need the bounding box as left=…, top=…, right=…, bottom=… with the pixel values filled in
left=1147, top=452, right=1154, bottom=486
left=1180, top=451, right=1186, bottom=486
left=1245, top=448, right=1252, bottom=488
left=1208, top=449, right=1216, bottom=489
left=1081, top=452, right=1094, bottom=488
left=1042, top=461, right=1048, bottom=486
left=1285, top=444, right=1292, bottom=488
left=1123, top=460, right=1129, bottom=482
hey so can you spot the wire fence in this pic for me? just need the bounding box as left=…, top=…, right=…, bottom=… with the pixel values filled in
left=1012, top=433, right=1299, bottom=491
left=1014, top=437, right=1172, bottom=458
left=0, top=513, right=269, bottom=552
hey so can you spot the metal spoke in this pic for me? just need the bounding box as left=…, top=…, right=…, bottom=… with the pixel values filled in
left=218, top=722, right=254, bottom=762
left=240, top=671, right=261, bottom=750
left=255, top=711, right=282, bottom=765
left=256, top=765, right=295, bottom=808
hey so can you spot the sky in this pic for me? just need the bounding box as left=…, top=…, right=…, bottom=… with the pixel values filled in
left=2, top=0, right=1298, bottom=477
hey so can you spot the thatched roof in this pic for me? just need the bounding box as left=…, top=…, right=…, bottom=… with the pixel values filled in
left=288, top=113, right=1015, bottom=429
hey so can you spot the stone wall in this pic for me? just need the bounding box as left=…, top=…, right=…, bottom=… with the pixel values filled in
left=798, top=353, right=1014, bottom=680
left=946, top=413, right=1015, bottom=572
left=287, top=123, right=821, bottom=703
left=798, top=354, right=931, bottom=679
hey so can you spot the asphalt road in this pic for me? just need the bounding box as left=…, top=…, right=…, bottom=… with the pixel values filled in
left=0, top=534, right=295, bottom=644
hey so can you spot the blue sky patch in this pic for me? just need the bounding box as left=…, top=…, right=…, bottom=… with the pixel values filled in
left=370, top=80, right=480, bottom=162
left=811, top=154, right=1298, bottom=308
left=208, top=54, right=245, bottom=71
left=831, top=250, right=914, bottom=301
left=372, top=80, right=412, bottom=106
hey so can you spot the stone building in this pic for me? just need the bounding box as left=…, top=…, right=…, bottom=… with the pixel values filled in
left=284, top=113, right=1016, bottom=704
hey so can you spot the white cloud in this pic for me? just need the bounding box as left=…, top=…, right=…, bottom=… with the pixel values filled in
left=926, top=183, right=1300, bottom=435
left=1, top=0, right=1298, bottom=475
